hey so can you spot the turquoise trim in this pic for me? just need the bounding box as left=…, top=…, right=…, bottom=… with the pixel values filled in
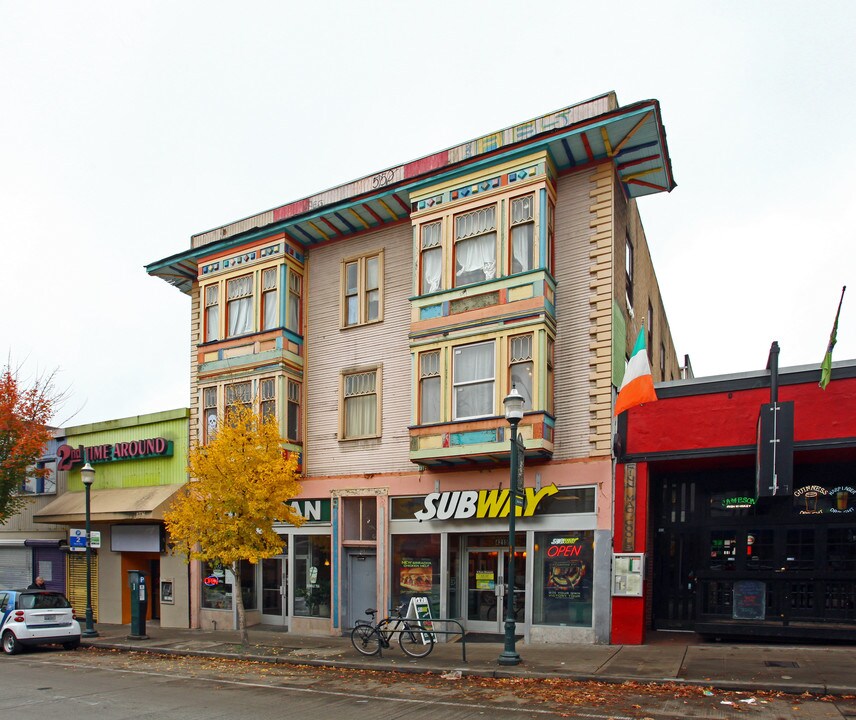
left=539, top=188, right=547, bottom=268
left=279, top=265, right=287, bottom=331
left=331, top=497, right=339, bottom=629
left=420, top=304, right=443, bottom=320
left=450, top=429, right=499, bottom=446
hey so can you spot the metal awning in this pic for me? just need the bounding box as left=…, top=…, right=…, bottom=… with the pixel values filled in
left=147, top=92, right=676, bottom=294
left=33, top=485, right=184, bottom=524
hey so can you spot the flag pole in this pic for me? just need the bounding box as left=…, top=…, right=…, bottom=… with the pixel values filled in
left=819, top=286, right=846, bottom=390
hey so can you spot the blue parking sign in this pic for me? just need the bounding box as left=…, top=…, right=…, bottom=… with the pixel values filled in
left=69, top=528, right=87, bottom=551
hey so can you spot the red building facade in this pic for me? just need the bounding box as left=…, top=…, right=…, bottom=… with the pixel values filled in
left=613, top=359, right=856, bottom=643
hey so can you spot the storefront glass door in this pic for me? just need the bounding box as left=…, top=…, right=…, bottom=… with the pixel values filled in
left=260, top=555, right=287, bottom=625
left=466, top=547, right=526, bottom=633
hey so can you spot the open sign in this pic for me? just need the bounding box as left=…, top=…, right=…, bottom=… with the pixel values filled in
left=203, top=576, right=220, bottom=587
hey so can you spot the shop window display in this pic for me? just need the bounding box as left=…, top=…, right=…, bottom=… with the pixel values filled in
left=392, top=534, right=440, bottom=618
left=201, top=561, right=232, bottom=610
left=532, top=531, right=593, bottom=627
left=294, top=535, right=331, bottom=617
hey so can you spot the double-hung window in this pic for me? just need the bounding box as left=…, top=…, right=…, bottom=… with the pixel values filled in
left=510, top=195, right=534, bottom=274
left=227, top=275, right=253, bottom=337
left=453, top=341, right=495, bottom=419
left=343, top=253, right=382, bottom=327
left=204, top=285, right=219, bottom=343
left=260, top=378, right=276, bottom=420
left=261, top=268, right=278, bottom=331
left=203, top=387, right=218, bottom=443
left=420, top=221, right=443, bottom=294
left=419, top=350, right=441, bottom=424
left=342, top=369, right=379, bottom=439
left=287, top=271, right=302, bottom=332
left=509, top=334, right=534, bottom=410
left=454, top=206, right=496, bottom=287
left=287, top=379, right=301, bottom=441
left=625, top=235, right=634, bottom=308
left=546, top=337, right=555, bottom=416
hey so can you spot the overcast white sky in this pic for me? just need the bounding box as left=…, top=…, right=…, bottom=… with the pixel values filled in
left=2, top=1, right=854, bottom=426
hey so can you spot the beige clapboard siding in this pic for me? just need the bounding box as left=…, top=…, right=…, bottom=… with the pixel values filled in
left=304, top=223, right=413, bottom=477
left=552, top=166, right=609, bottom=460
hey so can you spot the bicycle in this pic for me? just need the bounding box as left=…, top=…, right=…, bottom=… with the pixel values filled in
left=350, top=603, right=435, bottom=658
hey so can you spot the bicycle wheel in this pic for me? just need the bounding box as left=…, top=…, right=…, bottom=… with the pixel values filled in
left=398, top=621, right=434, bottom=658
left=350, top=624, right=382, bottom=656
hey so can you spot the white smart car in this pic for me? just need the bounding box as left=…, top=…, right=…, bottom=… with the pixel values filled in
left=0, top=589, right=82, bottom=654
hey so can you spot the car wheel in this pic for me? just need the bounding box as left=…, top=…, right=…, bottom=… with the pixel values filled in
left=62, top=639, right=81, bottom=651
left=2, top=629, right=22, bottom=655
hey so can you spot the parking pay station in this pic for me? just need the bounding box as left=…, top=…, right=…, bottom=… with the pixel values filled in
left=127, top=570, right=149, bottom=639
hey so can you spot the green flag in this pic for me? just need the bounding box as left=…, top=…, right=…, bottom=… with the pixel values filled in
left=819, top=286, right=846, bottom=390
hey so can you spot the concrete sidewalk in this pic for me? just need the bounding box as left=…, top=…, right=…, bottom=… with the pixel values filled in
left=81, top=623, right=856, bottom=696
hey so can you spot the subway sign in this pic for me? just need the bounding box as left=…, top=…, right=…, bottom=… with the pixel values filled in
left=414, top=484, right=559, bottom=521
left=57, top=438, right=174, bottom=470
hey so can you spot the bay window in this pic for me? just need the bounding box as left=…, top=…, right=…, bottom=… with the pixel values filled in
left=510, top=195, right=534, bottom=274
left=287, top=379, right=300, bottom=441
left=454, top=206, right=496, bottom=287
left=260, top=377, right=276, bottom=420
left=227, top=275, right=253, bottom=337
left=204, top=284, right=219, bottom=342
left=203, top=387, right=218, bottom=443
left=509, top=334, right=534, bottom=410
left=419, top=350, right=441, bottom=424
left=287, top=270, right=302, bottom=332
left=261, top=268, right=278, bottom=331
left=453, top=341, right=495, bottom=419
left=420, top=221, right=443, bottom=294
left=225, top=381, right=251, bottom=418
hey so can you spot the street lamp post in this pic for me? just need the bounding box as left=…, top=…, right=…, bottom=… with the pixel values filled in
left=498, top=387, right=525, bottom=666
left=80, top=462, right=99, bottom=638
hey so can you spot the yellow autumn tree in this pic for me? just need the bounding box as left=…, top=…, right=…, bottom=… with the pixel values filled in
left=165, top=404, right=304, bottom=643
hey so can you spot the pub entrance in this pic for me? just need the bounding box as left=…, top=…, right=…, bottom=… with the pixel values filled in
left=652, top=465, right=856, bottom=641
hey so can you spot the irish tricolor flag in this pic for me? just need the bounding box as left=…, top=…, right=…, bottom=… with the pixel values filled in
left=614, top=327, right=658, bottom=415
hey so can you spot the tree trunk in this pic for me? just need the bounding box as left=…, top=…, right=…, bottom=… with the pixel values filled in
left=233, top=561, right=248, bottom=645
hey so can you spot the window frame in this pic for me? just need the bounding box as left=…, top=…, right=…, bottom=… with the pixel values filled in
left=509, top=333, right=534, bottom=412
left=203, top=386, right=218, bottom=443
left=625, top=235, right=634, bottom=308
left=259, top=377, right=276, bottom=420
left=419, top=350, right=441, bottom=425
left=341, top=251, right=384, bottom=328
left=286, top=270, right=302, bottom=333
left=419, top=220, right=443, bottom=295
left=204, top=283, right=220, bottom=343
left=286, top=379, right=301, bottom=442
left=340, top=366, right=382, bottom=440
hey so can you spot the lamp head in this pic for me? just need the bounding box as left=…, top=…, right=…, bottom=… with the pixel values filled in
left=80, top=462, right=95, bottom=486
left=503, top=386, right=525, bottom=422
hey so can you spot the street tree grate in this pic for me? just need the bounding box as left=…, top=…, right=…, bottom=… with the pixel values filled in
left=764, top=660, right=799, bottom=668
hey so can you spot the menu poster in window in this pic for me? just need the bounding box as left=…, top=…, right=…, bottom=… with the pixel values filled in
left=475, top=570, right=495, bottom=590
left=400, top=558, right=433, bottom=594
left=545, top=536, right=591, bottom=601
left=733, top=579, right=766, bottom=620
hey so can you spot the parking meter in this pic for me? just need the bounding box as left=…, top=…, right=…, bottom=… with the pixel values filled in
left=127, top=570, right=149, bottom=639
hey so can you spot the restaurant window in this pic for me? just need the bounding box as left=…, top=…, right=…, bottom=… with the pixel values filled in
left=294, top=535, right=331, bottom=617
left=343, top=496, right=377, bottom=542
left=343, top=252, right=382, bottom=327
left=200, top=561, right=231, bottom=610
left=286, top=270, right=302, bottom=332
left=227, top=274, right=253, bottom=337
left=420, top=221, right=443, bottom=294
left=341, top=369, right=379, bottom=439
left=419, top=350, right=441, bottom=424
left=532, top=531, right=593, bottom=627
left=204, top=284, right=219, bottom=342
left=509, top=334, right=533, bottom=410
left=260, top=377, right=276, bottom=420
left=287, top=379, right=300, bottom=441
left=203, top=386, right=218, bottom=443
left=392, top=534, right=440, bottom=619
left=453, top=341, right=494, bottom=420
left=454, top=205, right=496, bottom=287
left=261, top=267, right=278, bottom=331
left=510, top=195, right=534, bottom=274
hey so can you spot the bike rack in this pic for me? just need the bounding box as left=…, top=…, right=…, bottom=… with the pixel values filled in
left=376, top=618, right=467, bottom=663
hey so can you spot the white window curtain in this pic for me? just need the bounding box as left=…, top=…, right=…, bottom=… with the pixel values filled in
left=455, top=207, right=496, bottom=286
left=421, top=223, right=442, bottom=293
left=262, top=269, right=278, bottom=330
left=344, top=372, right=377, bottom=437
left=453, top=342, right=495, bottom=419
left=227, top=276, right=253, bottom=336
left=287, top=272, right=301, bottom=332
left=511, top=224, right=533, bottom=273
